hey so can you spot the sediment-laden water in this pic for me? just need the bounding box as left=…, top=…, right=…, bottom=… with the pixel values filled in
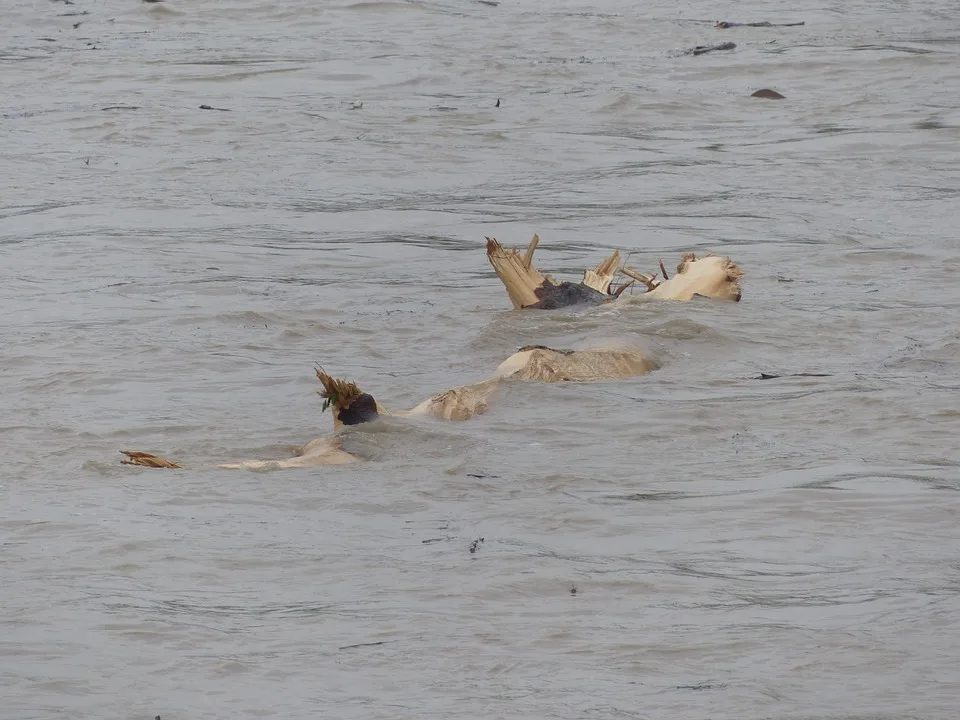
left=2, top=1, right=960, bottom=718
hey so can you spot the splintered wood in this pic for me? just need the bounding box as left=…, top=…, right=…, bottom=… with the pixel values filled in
left=120, top=450, right=182, bottom=469
left=619, top=266, right=660, bottom=291
left=581, top=250, right=621, bottom=294
left=485, top=235, right=546, bottom=309
left=486, top=235, right=743, bottom=307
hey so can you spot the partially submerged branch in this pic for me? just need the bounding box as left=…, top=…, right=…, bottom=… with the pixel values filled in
left=620, top=266, right=660, bottom=292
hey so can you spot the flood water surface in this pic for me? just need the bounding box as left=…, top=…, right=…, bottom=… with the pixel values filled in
left=2, top=1, right=960, bottom=718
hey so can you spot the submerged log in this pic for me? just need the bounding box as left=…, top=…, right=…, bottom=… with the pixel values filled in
left=493, top=345, right=658, bottom=382
left=486, top=236, right=743, bottom=309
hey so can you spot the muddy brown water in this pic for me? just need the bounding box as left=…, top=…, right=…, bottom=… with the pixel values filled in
left=2, top=1, right=960, bottom=718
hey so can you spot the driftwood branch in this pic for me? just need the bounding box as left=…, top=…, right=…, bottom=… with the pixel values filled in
left=620, top=266, right=660, bottom=291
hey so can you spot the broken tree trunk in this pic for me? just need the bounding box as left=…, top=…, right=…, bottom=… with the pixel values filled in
left=486, top=236, right=614, bottom=309
left=484, top=234, right=547, bottom=309
left=486, top=235, right=743, bottom=308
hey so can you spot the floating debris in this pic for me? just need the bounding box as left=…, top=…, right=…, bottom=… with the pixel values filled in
left=716, top=21, right=804, bottom=28
left=689, top=42, right=737, bottom=56
left=120, top=450, right=182, bottom=469
left=486, top=235, right=743, bottom=308
left=754, top=372, right=831, bottom=380
left=338, top=640, right=389, bottom=651
left=751, top=88, right=786, bottom=99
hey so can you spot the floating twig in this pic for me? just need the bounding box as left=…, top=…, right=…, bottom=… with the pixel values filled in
left=338, top=640, right=389, bottom=651
left=716, top=21, right=804, bottom=29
